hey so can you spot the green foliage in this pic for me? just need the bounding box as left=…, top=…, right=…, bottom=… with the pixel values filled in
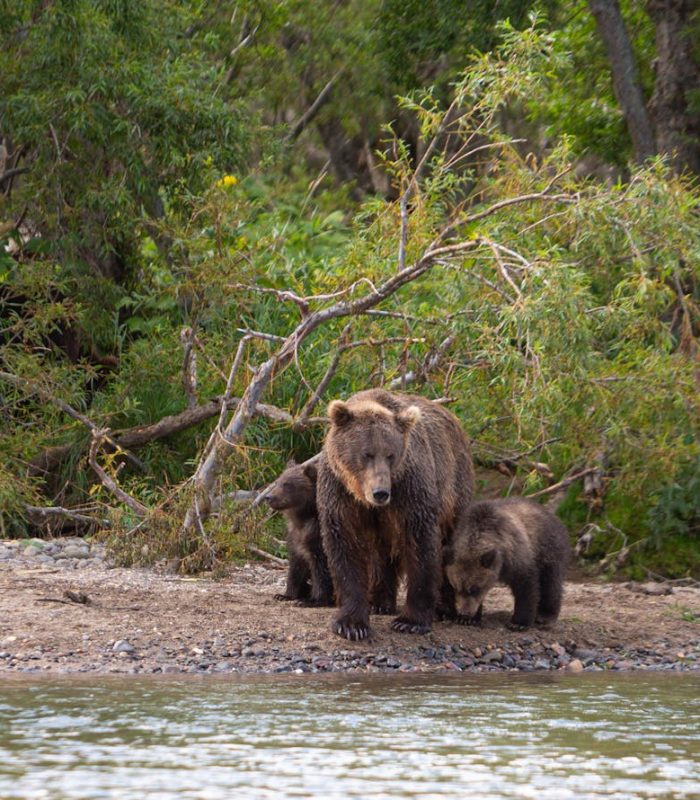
left=1, top=9, right=699, bottom=579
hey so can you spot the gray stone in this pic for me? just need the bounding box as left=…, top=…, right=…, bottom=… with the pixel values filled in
left=481, top=650, right=503, bottom=663
left=63, top=544, right=89, bottom=559
left=112, top=639, right=135, bottom=653
left=534, top=658, right=551, bottom=670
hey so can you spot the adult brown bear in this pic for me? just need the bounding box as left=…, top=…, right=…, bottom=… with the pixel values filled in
left=317, top=388, right=474, bottom=640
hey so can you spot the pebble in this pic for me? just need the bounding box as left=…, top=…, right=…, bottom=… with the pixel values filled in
left=113, top=640, right=135, bottom=653
left=567, top=659, right=584, bottom=673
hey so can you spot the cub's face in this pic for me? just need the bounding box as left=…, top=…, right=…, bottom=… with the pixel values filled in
left=264, top=463, right=317, bottom=511
left=327, top=400, right=420, bottom=507
left=445, top=548, right=502, bottom=618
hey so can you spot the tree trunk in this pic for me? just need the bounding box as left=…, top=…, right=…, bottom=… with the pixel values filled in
left=646, top=0, right=700, bottom=175
left=587, top=0, right=657, bottom=163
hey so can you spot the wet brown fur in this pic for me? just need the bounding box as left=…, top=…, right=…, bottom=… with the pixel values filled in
left=444, top=498, right=571, bottom=629
left=263, top=462, right=334, bottom=607
left=318, top=388, right=475, bottom=641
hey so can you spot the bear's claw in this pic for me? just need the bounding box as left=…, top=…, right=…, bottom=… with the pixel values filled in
left=333, top=617, right=370, bottom=641
left=370, top=604, right=397, bottom=615
left=391, top=617, right=431, bottom=634
left=273, top=593, right=295, bottom=602
left=455, top=614, right=481, bottom=626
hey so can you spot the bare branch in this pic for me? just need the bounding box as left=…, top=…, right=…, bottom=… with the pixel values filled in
left=180, top=327, right=198, bottom=409
left=247, top=545, right=287, bottom=567
left=88, top=432, right=148, bottom=518
left=296, top=323, right=352, bottom=426
left=526, top=467, right=599, bottom=499
left=24, top=504, right=109, bottom=528
left=387, top=335, right=455, bottom=389
left=287, top=66, right=346, bottom=143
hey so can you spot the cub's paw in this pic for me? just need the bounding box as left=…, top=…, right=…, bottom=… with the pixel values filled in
left=435, top=606, right=455, bottom=622
left=506, top=620, right=532, bottom=631
left=370, top=604, right=397, bottom=616
left=455, top=614, right=481, bottom=627
left=391, top=616, right=431, bottom=635
left=333, top=615, right=370, bottom=641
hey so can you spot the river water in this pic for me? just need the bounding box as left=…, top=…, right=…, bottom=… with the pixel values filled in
left=1, top=673, right=698, bottom=799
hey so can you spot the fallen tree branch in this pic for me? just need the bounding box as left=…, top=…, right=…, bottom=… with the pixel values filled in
left=246, top=545, right=287, bottom=567
left=526, top=467, right=599, bottom=499
left=24, top=504, right=109, bottom=528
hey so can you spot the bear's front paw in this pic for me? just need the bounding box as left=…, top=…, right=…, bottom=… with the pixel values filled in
left=506, top=619, right=532, bottom=631
left=333, top=615, right=370, bottom=641
left=455, top=614, right=481, bottom=626
left=273, top=593, right=296, bottom=602
left=391, top=616, right=431, bottom=635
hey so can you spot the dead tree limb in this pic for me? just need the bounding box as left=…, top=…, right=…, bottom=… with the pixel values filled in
left=180, top=327, right=198, bottom=409
left=1, top=370, right=144, bottom=472
left=526, top=467, right=599, bottom=499
left=88, top=432, right=148, bottom=518
left=24, top=504, right=109, bottom=528
left=286, top=67, right=346, bottom=143
left=182, top=235, right=483, bottom=536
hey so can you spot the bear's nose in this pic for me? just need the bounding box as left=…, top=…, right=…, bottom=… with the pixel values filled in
left=372, top=489, right=390, bottom=504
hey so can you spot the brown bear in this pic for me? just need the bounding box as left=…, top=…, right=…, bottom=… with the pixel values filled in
left=317, top=388, right=474, bottom=640
left=263, top=462, right=334, bottom=607
left=443, top=497, right=571, bottom=629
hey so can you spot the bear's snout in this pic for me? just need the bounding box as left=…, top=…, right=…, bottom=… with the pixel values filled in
left=455, top=594, right=481, bottom=617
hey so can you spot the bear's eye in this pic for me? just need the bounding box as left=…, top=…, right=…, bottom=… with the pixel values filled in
left=364, top=452, right=374, bottom=461
left=386, top=453, right=394, bottom=463
left=467, top=585, right=481, bottom=596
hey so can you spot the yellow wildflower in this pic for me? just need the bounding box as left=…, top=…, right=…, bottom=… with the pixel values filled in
left=215, top=174, right=238, bottom=188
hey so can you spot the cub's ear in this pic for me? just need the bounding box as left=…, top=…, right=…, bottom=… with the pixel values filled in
left=479, top=550, right=496, bottom=568
left=395, top=405, right=421, bottom=434
left=328, top=400, right=353, bottom=427
left=285, top=458, right=296, bottom=469
left=303, top=462, right=318, bottom=482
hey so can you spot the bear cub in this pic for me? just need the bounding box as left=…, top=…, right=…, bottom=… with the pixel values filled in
left=263, top=461, right=334, bottom=607
left=444, top=498, right=571, bottom=629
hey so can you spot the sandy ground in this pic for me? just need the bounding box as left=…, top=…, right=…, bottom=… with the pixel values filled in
left=1, top=556, right=700, bottom=675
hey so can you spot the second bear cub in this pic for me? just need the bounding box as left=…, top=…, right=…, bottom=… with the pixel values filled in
left=263, top=461, right=334, bottom=607
left=443, top=498, right=570, bottom=629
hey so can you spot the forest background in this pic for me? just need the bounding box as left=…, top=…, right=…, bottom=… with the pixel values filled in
left=1, top=0, right=699, bottom=579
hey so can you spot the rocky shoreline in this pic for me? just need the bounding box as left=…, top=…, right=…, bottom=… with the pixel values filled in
left=1, top=537, right=699, bottom=676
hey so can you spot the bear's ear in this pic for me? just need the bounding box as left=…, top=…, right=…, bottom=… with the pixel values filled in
left=285, top=458, right=296, bottom=469
left=303, top=462, right=318, bottom=482
left=479, top=550, right=496, bottom=568
left=328, top=400, right=353, bottom=427
left=395, top=405, right=421, bottom=434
